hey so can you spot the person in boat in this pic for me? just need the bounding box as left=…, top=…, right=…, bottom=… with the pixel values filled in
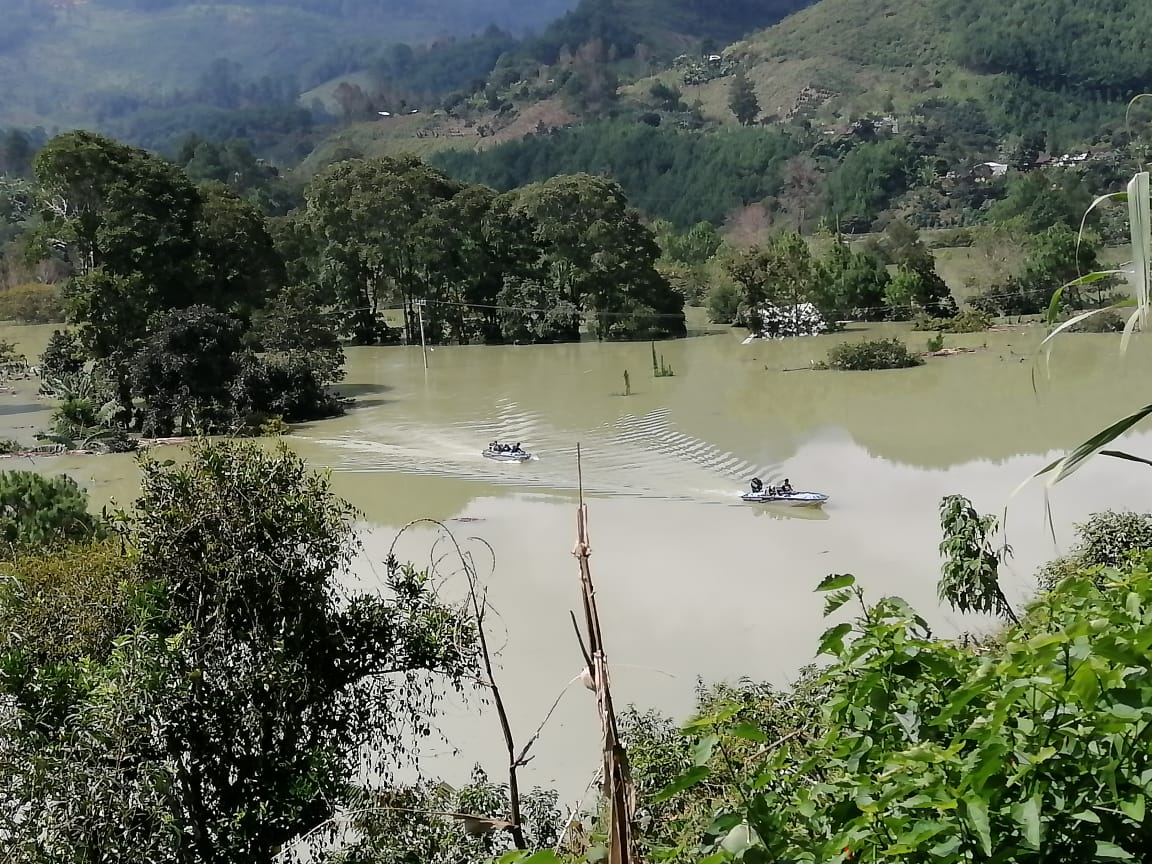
left=781, top=479, right=794, bottom=495
left=749, top=477, right=763, bottom=494
left=490, top=441, right=499, bottom=452
left=513, top=442, right=523, bottom=454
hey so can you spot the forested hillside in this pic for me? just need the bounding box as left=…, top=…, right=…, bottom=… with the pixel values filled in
left=408, top=0, right=1149, bottom=232
left=0, top=0, right=576, bottom=133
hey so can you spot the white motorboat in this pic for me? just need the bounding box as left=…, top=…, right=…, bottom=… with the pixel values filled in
left=740, top=489, right=828, bottom=507
left=483, top=447, right=531, bottom=463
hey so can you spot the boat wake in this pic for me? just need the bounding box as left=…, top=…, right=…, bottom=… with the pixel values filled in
left=300, top=403, right=795, bottom=506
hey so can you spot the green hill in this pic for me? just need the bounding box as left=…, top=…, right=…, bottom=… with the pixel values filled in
left=721, top=0, right=1148, bottom=139
left=382, top=0, right=1147, bottom=231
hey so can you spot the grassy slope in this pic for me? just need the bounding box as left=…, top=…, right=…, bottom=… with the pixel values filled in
left=652, top=0, right=998, bottom=126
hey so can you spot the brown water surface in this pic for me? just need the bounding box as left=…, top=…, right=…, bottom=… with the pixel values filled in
left=5, top=321, right=1150, bottom=797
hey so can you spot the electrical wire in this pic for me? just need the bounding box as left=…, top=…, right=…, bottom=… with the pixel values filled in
left=310, top=278, right=1115, bottom=323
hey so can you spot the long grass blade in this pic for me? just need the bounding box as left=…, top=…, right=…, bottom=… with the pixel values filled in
left=1126, top=94, right=1152, bottom=143
left=1035, top=402, right=1152, bottom=486
left=1121, top=172, right=1151, bottom=354
left=1040, top=295, right=1135, bottom=349
left=1100, top=449, right=1152, bottom=469
left=1077, top=191, right=1129, bottom=273
left=1038, top=280, right=1132, bottom=383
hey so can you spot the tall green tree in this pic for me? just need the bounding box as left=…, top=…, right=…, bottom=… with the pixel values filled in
left=33, top=132, right=203, bottom=406
left=303, top=156, right=464, bottom=343
left=505, top=173, right=685, bottom=340
left=817, top=236, right=890, bottom=320
left=728, top=70, right=760, bottom=126
left=725, top=232, right=821, bottom=330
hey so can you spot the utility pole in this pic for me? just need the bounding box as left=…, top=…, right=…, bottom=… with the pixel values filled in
left=416, top=299, right=428, bottom=372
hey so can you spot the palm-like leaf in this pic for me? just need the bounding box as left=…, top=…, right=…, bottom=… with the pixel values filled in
left=1031, top=166, right=1152, bottom=489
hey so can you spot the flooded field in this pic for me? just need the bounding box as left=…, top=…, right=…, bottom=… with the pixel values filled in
left=4, top=320, right=1150, bottom=798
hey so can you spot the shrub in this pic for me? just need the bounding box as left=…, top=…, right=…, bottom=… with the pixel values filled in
left=913, top=308, right=992, bottom=333
left=0, top=471, right=101, bottom=553
left=39, top=330, right=86, bottom=382
left=0, top=283, right=66, bottom=323
left=823, top=337, right=924, bottom=370
left=1039, top=510, right=1152, bottom=591
left=706, top=282, right=740, bottom=324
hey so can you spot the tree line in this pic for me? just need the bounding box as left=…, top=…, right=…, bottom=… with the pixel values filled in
left=286, top=155, right=686, bottom=345
left=13, top=131, right=683, bottom=440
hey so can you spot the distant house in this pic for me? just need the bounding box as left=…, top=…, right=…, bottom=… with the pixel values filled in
left=972, top=161, right=1009, bottom=182
left=707, top=54, right=723, bottom=64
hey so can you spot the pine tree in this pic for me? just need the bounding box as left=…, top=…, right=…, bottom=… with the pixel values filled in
left=728, top=70, right=759, bottom=126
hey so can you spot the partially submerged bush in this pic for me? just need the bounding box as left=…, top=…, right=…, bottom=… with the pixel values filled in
left=822, top=337, right=924, bottom=370
left=913, top=308, right=992, bottom=333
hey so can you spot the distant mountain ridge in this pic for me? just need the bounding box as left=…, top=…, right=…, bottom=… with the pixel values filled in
left=0, top=0, right=578, bottom=128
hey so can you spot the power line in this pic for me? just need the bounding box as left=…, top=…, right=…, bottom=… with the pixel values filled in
left=313, top=278, right=1113, bottom=324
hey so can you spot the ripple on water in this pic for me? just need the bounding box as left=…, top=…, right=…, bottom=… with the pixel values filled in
left=302, top=404, right=817, bottom=513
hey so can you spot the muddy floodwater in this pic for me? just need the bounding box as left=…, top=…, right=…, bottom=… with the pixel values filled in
left=4, top=320, right=1151, bottom=800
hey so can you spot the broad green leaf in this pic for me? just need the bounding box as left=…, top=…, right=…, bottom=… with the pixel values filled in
left=1120, top=795, right=1146, bottom=824
left=697, top=853, right=729, bottom=864
left=1122, top=171, right=1151, bottom=355
left=684, top=704, right=741, bottom=732
left=817, top=622, right=852, bottom=657
left=652, top=765, right=710, bottom=803
left=817, top=573, right=855, bottom=592
left=1095, top=841, right=1134, bottom=859
left=1011, top=795, right=1041, bottom=849
left=720, top=823, right=760, bottom=856
left=1073, top=810, right=1101, bottom=823
left=585, top=846, right=609, bottom=863
left=730, top=723, right=768, bottom=743
left=929, top=835, right=962, bottom=857
left=963, top=796, right=992, bottom=857
left=694, top=734, right=719, bottom=766
left=823, top=589, right=852, bottom=617
left=706, top=812, right=744, bottom=837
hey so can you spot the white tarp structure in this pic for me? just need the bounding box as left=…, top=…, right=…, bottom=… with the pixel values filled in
left=741, top=302, right=827, bottom=342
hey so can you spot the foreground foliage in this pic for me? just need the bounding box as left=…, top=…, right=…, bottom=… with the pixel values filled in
left=645, top=558, right=1152, bottom=863
left=0, top=440, right=476, bottom=863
